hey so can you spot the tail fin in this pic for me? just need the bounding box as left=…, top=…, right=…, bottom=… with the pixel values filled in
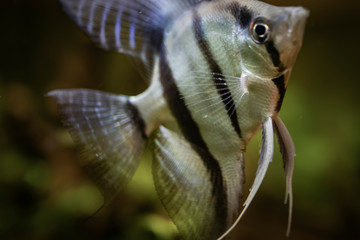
left=47, top=89, right=147, bottom=203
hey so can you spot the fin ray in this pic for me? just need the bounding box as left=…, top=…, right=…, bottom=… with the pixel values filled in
left=47, top=89, right=147, bottom=203
left=218, top=117, right=274, bottom=240
left=273, top=116, right=295, bottom=236
left=60, top=0, right=209, bottom=68
left=153, top=126, right=227, bottom=240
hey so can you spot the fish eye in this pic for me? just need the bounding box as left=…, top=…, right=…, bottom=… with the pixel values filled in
left=250, top=18, right=271, bottom=44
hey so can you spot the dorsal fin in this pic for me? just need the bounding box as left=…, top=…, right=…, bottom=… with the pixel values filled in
left=60, top=0, right=209, bottom=67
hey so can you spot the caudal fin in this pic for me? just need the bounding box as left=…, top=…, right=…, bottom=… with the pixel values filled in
left=47, top=89, right=147, bottom=203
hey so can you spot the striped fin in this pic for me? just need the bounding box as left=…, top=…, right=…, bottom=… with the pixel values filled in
left=47, top=89, right=147, bottom=203
left=60, top=0, right=209, bottom=66
left=153, top=126, right=227, bottom=240
left=273, top=116, right=295, bottom=236
left=218, top=117, right=274, bottom=239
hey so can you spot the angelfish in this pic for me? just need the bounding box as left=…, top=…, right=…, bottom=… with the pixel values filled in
left=47, top=0, right=309, bottom=239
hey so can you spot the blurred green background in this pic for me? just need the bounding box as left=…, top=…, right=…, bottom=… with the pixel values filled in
left=0, top=0, right=359, bottom=239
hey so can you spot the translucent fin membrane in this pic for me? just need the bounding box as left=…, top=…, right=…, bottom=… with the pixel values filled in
left=153, top=126, right=227, bottom=240
left=218, top=117, right=274, bottom=240
left=47, top=89, right=146, bottom=203
left=60, top=0, right=207, bottom=68
left=273, top=116, right=295, bottom=236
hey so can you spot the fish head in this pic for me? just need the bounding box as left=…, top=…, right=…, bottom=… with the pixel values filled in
left=237, top=3, right=309, bottom=79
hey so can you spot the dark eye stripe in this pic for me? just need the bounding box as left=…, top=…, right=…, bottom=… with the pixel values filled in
left=226, top=2, right=253, bottom=28
left=265, top=41, right=281, bottom=67
left=272, top=75, right=286, bottom=112
left=265, top=41, right=286, bottom=72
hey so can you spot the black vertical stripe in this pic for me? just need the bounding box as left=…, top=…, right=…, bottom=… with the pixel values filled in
left=265, top=41, right=280, bottom=67
left=159, top=45, right=228, bottom=235
left=272, top=75, right=286, bottom=112
left=226, top=2, right=253, bottom=28
left=265, top=41, right=286, bottom=112
left=192, top=10, right=242, bottom=139
left=265, top=41, right=285, bottom=71
left=125, top=98, right=147, bottom=140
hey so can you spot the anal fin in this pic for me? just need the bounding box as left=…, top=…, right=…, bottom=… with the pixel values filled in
left=153, top=126, right=226, bottom=240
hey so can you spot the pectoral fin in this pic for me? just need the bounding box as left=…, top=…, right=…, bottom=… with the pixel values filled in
left=152, top=126, right=226, bottom=240
left=273, top=116, right=295, bottom=236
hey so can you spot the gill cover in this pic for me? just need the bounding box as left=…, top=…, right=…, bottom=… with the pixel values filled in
left=238, top=5, right=309, bottom=79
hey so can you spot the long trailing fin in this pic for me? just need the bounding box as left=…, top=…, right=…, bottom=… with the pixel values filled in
left=47, top=89, right=147, bottom=203
left=59, top=0, right=208, bottom=68
left=273, top=116, right=295, bottom=236
left=153, top=126, right=227, bottom=240
left=218, top=117, right=274, bottom=240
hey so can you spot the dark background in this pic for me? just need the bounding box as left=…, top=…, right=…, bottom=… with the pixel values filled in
left=0, top=0, right=359, bottom=239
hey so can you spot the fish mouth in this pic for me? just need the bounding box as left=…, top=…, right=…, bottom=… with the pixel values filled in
left=280, top=7, right=309, bottom=69
left=288, top=7, right=309, bottom=46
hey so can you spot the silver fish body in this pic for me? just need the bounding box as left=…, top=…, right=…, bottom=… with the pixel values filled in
left=47, top=0, right=309, bottom=239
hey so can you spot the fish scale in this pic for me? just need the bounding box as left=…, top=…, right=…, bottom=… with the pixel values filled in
left=48, top=0, right=309, bottom=239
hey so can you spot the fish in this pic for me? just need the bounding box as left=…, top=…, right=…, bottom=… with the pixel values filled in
left=47, top=0, right=309, bottom=239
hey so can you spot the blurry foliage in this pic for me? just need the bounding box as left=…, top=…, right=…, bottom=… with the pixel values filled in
left=0, top=0, right=360, bottom=239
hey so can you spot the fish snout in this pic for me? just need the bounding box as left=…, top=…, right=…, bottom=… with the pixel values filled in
left=277, top=6, right=309, bottom=69
left=288, top=7, right=309, bottom=45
